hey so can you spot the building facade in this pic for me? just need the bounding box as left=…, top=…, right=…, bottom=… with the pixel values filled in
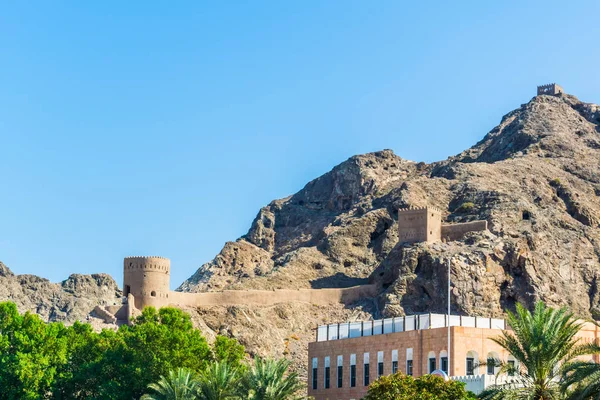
left=308, top=314, right=600, bottom=399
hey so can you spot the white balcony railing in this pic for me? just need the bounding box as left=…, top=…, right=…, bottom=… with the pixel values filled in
left=316, top=313, right=505, bottom=342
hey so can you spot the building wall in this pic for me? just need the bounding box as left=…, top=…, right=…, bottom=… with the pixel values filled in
left=308, top=322, right=600, bottom=400
left=307, top=326, right=507, bottom=400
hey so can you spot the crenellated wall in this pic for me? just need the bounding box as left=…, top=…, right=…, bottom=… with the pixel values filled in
left=537, top=83, right=564, bottom=96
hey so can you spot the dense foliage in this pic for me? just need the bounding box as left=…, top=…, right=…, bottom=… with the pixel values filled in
left=363, top=373, right=476, bottom=400
left=0, top=301, right=267, bottom=400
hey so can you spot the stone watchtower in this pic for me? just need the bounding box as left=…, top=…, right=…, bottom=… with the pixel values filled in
left=537, top=83, right=564, bottom=96
left=123, top=256, right=170, bottom=310
left=398, top=206, right=442, bottom=244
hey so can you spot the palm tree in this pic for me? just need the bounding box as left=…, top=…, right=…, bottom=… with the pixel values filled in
left=197, top=361, right=242, bottom=400
left=141, top=368, right=200, bottom=400
left=561, top=340, right=600, bottom=399
left=479, top=302, right=593, bottom=400
left=241, top=357, right=304, bottom=400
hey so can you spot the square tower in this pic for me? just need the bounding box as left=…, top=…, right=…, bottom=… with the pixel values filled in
left=398, top=206, right=442, bottom=244
left=537, top=83, right=564, bottom=96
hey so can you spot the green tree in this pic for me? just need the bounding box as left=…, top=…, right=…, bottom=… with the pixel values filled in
left=479, top=302, right=594, bottom=400
left=363, top=372, right=475, bottom=400
left=197, top=361, right=242, bottom=400
left=213, top=336, right=246, bottom=368
left=0, top=301, right=70, bottom=399
left=141, top=368, right=200, bottom=400
left=64, top=306, right=212, bottom=399
left=241, top=357, right=303, bottom=400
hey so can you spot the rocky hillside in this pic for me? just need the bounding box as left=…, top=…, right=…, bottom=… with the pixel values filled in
left=2, top=91, right=599, bottom=374
left=0, top=262, right=121, bottom=327
left=177, top=92, right=600, bottom=369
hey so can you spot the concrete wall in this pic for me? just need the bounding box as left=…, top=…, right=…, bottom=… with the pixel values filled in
left=441, top=221, right=488, bottom=242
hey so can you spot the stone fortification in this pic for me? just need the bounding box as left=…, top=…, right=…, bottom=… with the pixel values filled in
left=96, top=256, right=378, bottom=324
left=537, top=83, right=564, bottom=96
left=123, top=256, right=170, bottom=310
left=398, top=206, right=488, bottom=244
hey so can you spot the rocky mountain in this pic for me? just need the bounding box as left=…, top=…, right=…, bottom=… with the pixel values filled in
left=176, top=92, right=600, bottom=369
left=2, top=91, right=599, bottom=374
left=0, top=261, right=121, bottom=327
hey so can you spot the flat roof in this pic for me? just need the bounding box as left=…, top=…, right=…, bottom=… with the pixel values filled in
left=315, top=313, right=506, bottom=342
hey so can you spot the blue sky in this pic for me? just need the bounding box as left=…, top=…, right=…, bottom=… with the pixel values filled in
left=1, top=1, right=598, bottom=288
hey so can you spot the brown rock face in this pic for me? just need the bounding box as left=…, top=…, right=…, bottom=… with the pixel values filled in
left=0, top=262, right=121, bottom=324
left=3, top=92, right=600, bottom=375
left=177, top=93, right=600, bottom=372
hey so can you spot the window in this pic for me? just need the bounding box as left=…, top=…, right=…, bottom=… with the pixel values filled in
left=337, top=366, right=343, bottom=388
left=406, top=360, right=413, bottom=376
left=429, top=357, right=436, bottom=373
left=487, top=353, right=500, bottom=376
left=312, top=367, right=318, bottom=390
left=324, top=357, right=330, bottom=389
left=378, top=362, right=384, bottom=377
left=466, top=358, right=475, bottom=376
left=364, top=363, right=370, bottom=386
left=508, top=360, right=515, bottom=376
left=350, top=365, right=356, bottom=387
left=487, top=357, right=495, bottom=375
left=150, top=290, right=156, bottom=297
left=392, top=361, right=398, bottom=374
left=441, top=357, right=448, bottom=374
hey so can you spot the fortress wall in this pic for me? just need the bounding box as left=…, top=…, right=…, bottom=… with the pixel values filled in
left=168, top=284, right=378, bottom=308
left=441, top=221, right=488, bottom=242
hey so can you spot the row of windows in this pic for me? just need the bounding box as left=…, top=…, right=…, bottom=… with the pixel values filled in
left=312, top=350, right=518, bottom=390
left=311, top=354, right=414, bottom=390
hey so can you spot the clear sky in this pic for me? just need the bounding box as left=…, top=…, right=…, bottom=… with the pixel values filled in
left=1, top=1, right=598, bottom=288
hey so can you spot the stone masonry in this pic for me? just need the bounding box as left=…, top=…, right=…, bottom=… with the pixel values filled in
left=398, top=206, right=488, bottom=244
left=537, top=83, right=564, bottom=96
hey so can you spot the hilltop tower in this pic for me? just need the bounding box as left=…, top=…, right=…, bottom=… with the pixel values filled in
left=398, top=206, right=442, bottom=244
left=123, top=256, right=170, bottom=310
left=537, top=83, right=564, bottom=96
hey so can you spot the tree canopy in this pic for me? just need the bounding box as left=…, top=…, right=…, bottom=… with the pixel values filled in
left=0, top=301, right=244, bottom=400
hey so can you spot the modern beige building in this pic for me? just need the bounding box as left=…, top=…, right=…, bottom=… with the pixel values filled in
left=308, top=314, right=600, bottom=399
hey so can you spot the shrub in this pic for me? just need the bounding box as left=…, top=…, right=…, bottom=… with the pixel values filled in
left=455, top=202, right=475, bottom=213
left=363, top=373, right=476, bottom=400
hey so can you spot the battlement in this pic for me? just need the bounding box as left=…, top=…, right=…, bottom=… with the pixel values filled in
left=398, top=205, right=443, bottom=214
left=537, top=83, right=564, bottom=96
left=124, top=256, right=169, bottom=260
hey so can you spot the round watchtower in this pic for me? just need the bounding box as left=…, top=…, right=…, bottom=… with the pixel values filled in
left=123, top=256, right=170, bottom=310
